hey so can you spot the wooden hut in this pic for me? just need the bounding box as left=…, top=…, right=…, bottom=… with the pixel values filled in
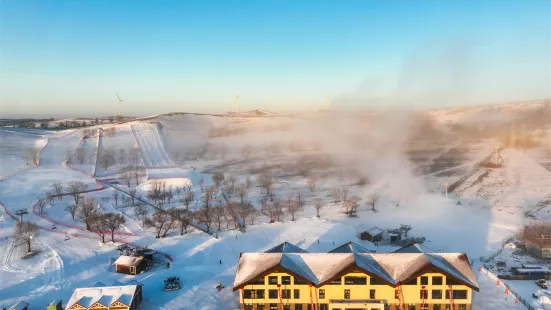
left=114, top=255, right=146, bottom=275
left=360, top=227, right=383, bottom=242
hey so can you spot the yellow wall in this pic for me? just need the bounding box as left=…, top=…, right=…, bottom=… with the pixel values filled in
left=239, top=271, right=473, bottom=306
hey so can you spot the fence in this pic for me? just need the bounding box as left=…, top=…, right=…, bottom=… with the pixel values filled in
left=498, top=274, right=551, bottom=280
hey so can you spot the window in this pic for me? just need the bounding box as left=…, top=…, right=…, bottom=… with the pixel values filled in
left=370, top=277, right=379, bottom=284
left=420, top=305, right=428, bottom=310
left=420, top=276, right=428, bottom=285
left=328, top=278, right=342, bottom=285
left=319, top=305, right=328, bottom=310
left=306, top=305, right=316, bottom=310
left=256, top=290, right=265, bottom=299
left=294, top=289, right=300, bottom=299
left=294, top=278, right=308, bottom=285
left=268, top=276, right=278, bottom=285
left=283, top=305, right=291, bottom=310
left=344, top=289, right=351, bottom=299
left=395, top=289, right=399, bottom=299
left=404, top=279, right=417, bottom=285
left=458, top=305, right=467, bottom=310
left=295, top=304, right=303, bottom=310
left=251, top=277, right=265, bottom=285
left=281, top=289, right=291, bottom=299
left=257, top=305, right=265, bottom=310
left=419, top=289, right=428, bottom=299
left=446, top=278, right=460, bottom=286
left=268, top=289, right=278, bottom=299
left=408, top=305, right=415, bottom=310
left=319, top=289, right=325, bottom=299
left=370, top=289, right=376, bottom=299
left=243, top=290, right=252, bottom=299
left=345, top=276, right=367, bottom=285
left=432, top=290, right=442, bottom=299
left=433, top=305, right=441, bottom=310
left=270, top=304, right=278, bottom=310
left=282, top=276, right=291, bottom=285
left=453, top=290, right=468, bottom=299
left=395, top=306, right=400, bottom=310
left=245, top=305, right=253, bottom=310
left=432, top=276, right=443, bottom=285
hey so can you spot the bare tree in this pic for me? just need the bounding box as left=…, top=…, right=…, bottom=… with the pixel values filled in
left=120, top=170, right=132, bottom=186
left=78, top=198, right=98, bottom=230
left=46, top=191, right=55, bottom=204
left=264, top=200, right=283, bottom=223
left=135, top=203, right=149, bottom=227
left=366, top=193, right=380, bottom=212
left=237, top=202, right=255, bottom=227
left=202, top=186, right=215, bottom=208
left=400, top=224, right=412, bottom=238
left=112, top=190, right=120, bottom=206
left=13, top=221, right=39, bottom=253
left=195, top=206, right=213, bottom=232
left=104, top=213, right=126, bottom=242
left=146, top=210, right=169, bottom=238
left=258, top=169, right=274, bottom=197
left=223, top=180, right=233, bottom=198
left=66, top=204, right=78, bottom=220
left=296, top=191, right=305, bottom=210
left=225, top=202, right=240, bottom=229
left=314, top=198, right=324, bottom=218
left=183, top=191, right=194, bottom=209
left=245, top=175, right=253, bottom=189
left=307, top=173, right=317, bottom=192
left=35, top=199, right=47, bottom=215
left=128, top=188, right=138, bottom=206
left=161, top=208, right=177, bottom=237
left=130, top=147, right=141, bottom=165
left=286, top=199, right=300, bottom=221
left=199, top=178, right=204, bottom=192
left=99, top=152, right=116, bottom=170
left=343, top=196, right=361, bottom=217
left=118, top=149, right=126, bottom=164
left=228, top=175, right=237, bottom=194
left=212, top=206, right=226, bottom=231
left=341, top=187, right=349, bottom=201
left=212, top=171, right=225, bottom=188
left=236, top=184, right=248, bottom=204
left=174, top=208, right=193, bottom=235
left=51, top=182, right=64, bottom=201
left=68, top=181, right=87, bottom=204
left=249, top=208, right=261, bottom=226
left=331, top=188, right=342, bottom=203
left=90, top=214, right=108, bottom=243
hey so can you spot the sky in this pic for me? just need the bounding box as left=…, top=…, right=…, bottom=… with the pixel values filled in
left=0, top=0, right=549, bottom=117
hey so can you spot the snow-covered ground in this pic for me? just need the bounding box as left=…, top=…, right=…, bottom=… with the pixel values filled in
left=1, top=109, right=551, bottom=309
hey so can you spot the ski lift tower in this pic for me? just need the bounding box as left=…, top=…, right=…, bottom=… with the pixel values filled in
left=14, top=209, right=29, bottom=223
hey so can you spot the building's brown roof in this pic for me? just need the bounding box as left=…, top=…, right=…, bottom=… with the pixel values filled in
left=233, top=252, right=479, bottom=291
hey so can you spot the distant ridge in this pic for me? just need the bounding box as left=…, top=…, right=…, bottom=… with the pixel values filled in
left=227, top=109, right=281, bottom=117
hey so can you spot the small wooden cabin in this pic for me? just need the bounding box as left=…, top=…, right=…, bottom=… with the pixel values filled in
left=360, top=227, right=383, bottom=242
left=114, top=255, right=146, bottom=275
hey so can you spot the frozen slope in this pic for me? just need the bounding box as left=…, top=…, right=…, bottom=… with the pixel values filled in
left=131, top=123, right=175, bottom=168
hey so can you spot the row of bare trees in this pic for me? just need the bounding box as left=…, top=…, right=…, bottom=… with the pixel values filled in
left=47, top=181, right=87, bottom=204
left=119, top=165, right=146, bottom=186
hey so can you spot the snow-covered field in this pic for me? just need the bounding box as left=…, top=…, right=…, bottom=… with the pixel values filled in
left=1, top=106, right=551, bottom=309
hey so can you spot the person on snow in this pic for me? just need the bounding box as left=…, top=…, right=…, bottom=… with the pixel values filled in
left=166, top=262, right=170, bottom=268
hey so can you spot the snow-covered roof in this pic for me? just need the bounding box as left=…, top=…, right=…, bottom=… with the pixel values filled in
left=65, top=285, right=138, bottom=310
left=365, top=227, right=383, bottom=236
left=392, top=242, right=427, bottom=254
left=114, top=255, right=143, bottom=266
left=10, top=301, right=29, bottom=310
left=91, top=281, right=106, bottom=287
left=234, top=252, right=479, bottom=291
left=125, top=279, right=143, bottom=286
left=329, top=241, right=374, bottom=253
left=47, top=300, right=61, bottom=306
left=264, top=242, right=308, bottom=253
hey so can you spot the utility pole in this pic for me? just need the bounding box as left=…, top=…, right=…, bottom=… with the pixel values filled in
left=441, top=182, right=449, bottom=198
left=235, top=95, right=239, bottom=114
left=14, top=209, right=29, bottom=223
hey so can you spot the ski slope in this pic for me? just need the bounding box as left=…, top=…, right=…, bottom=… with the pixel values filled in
left=131, top=123, right=175, bottom=168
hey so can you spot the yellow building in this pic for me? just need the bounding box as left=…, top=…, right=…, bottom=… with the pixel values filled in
left=233, top=242, right=479, bottom=310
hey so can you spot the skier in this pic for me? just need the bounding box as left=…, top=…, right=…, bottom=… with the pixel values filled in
left=166, top=262, right=170, bottom=269
left=216, top=282, right=225, bottom=291
left=219, top=259, right=222, bottom=265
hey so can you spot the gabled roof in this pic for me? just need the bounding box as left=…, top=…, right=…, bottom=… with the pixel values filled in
left=91, top=281, right=106, bottom=287
left=114, top=255, right=143, bottom=266
left=392, top=242, right=427, bottom=253
left=48, top=300, right=62, bottom=306
left=365, top=227, right=383, bottom=236
left=233, top=252, right=479, bottom=291
left=329, top=241, right=374, bottom=253
left=66, top=285, right=139, bottom=310
left=264, top=242, right=308, bottom=253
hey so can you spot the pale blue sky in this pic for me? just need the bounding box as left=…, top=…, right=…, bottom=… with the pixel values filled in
left=0, top=1, right=549, bottom=117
